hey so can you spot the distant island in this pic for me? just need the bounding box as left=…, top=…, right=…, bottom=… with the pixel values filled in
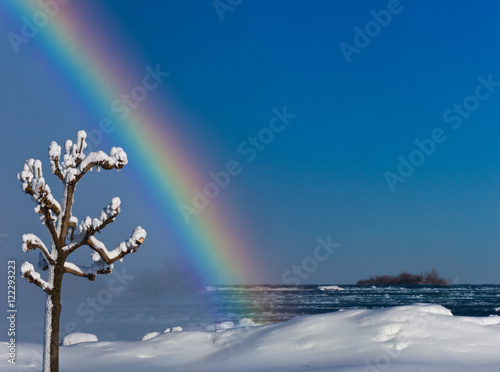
left=357, top=269, right=449, bottom=285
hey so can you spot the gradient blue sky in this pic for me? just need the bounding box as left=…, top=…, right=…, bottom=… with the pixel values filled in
left=1, top=0, right=500, bottom=286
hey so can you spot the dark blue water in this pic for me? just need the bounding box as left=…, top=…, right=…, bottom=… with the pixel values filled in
left=204, top=285, right=500, bottom=324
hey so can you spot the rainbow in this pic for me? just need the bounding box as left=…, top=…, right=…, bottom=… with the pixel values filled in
left=5, top=0, right=260, bottom=285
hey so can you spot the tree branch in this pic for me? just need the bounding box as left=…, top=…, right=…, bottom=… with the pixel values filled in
left=66, top=216, right=78, bottom=243
left=22, top=234, right=54, bottom=265
left=73, top=147, right=128, bottom=183
left=20, top=262, right=52, bottom=294
left=49, top=141, right=64, bottom=182
left=55, top=131, right=89, bottom=243
left=18, top=159, right=61, bottom=244
left=32, top=206, right=59, bottom=246
left=64, top=197, right=121, bottom=254
left=46, top=219, right=59, bottom=245
left=34, top=205, right=59, bottom=246
left=64, top=261, right=112, bottom=281
left=18, top=159, right=62, bottom=216
left=87, top=227, right=146, bottom=265
left=58, top=183, right=76, bottom=248
left=61, top=131, right=87, bottom=172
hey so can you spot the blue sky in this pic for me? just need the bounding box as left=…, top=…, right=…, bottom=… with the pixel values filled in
left=1, top=0, right=500, bottom=286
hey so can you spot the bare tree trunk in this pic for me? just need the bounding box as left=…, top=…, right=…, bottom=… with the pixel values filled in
left=43, top=266, right=63, bottom=372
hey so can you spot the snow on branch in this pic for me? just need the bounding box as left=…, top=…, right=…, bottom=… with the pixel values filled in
left=22, top=233, right=54, bottom=265
left=49, top=141, right=64, bottom=181
left=87, top=226, right=146, bottom=265
left=62, top=130, right=87, bottom=169
left=65, top=197, right=121, bottom=253
left=64, top=261, right=112, bottom=281
left=47, top=131, right=128, bottom=184
left=83, top=197, right=121, bottom=234
left=20, top=262, right=52, bottom=294
left=17, top=159, right=62, bottom=218
left=73, top=146, right=128, bottom=183
left=67, top=215, right=78, bottom=242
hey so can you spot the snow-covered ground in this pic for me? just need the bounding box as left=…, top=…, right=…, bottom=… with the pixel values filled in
left=3, top=303, right=500, bottom=371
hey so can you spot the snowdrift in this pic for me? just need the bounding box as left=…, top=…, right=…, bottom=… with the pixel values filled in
left=318, top=285, right=344, bottom=291
left=4, top=304, right=500, bottom=371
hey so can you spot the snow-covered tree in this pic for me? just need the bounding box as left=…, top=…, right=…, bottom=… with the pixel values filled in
left=17, top=130, right=146, bottom=372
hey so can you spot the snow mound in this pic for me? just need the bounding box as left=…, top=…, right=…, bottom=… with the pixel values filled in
left=238, top=318, right=256, bottom=327
left=163, top=326, right=183, bottom=333
left=141, top=332, right=160, bottom=341
left=62, top=332, right=98, bottom=346
left=318, top=285, right=344, bottom=291
left=206, top=321, right=235, bottom=331
left=206, top=319, right=257, bottom=331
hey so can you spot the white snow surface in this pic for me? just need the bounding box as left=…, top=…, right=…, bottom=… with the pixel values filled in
left=318, top=285, right=344, bottom=291
left=5, top=304, right=500, bottom=371
left=62, top=333, right=98, bottom=346
left=141, top=332, right=160, bottom=341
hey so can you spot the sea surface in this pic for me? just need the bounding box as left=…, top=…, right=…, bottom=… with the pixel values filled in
left=203, top=284, right=500, bottom=323
left=13, top=284, right=500, bottom=343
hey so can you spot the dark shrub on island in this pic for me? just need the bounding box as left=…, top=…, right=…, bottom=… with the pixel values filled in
left=357, top=269, right=449, bottom=285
